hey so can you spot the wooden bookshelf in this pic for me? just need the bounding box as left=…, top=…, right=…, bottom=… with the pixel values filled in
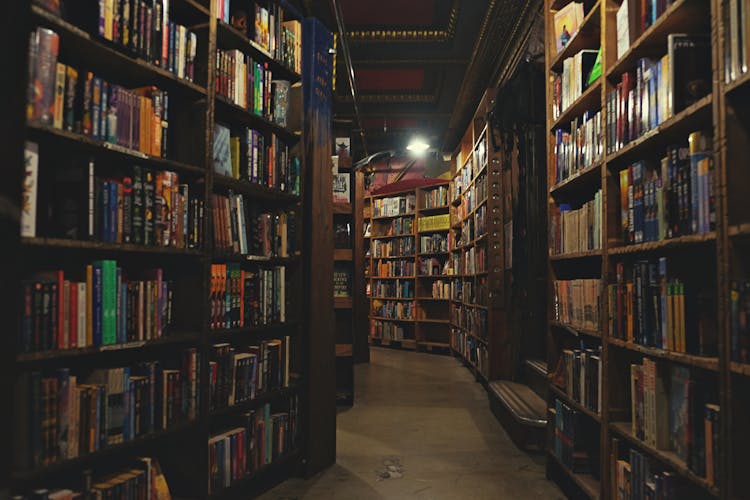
left=6, top=2, right=334, bottom=498
left=367, top=181, right=451, bottom=351
left=544, top=0, right=736, bottom=497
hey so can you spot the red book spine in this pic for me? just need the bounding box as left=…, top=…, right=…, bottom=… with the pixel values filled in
left=69, top=283, right=78, bottom=349
left=56, top=270, right=65, bottom=350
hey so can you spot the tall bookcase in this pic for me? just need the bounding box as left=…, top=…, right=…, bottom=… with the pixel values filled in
left=448, top=89, right=513, bottom=381
left=5, top=1, right=335, bottom=498
left=544, top=0, right=750, bottom=497
left=367, top=181, right=452, bottom=352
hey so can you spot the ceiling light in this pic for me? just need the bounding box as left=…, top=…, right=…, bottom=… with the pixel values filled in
left=406, top=137, right=430, bottom=156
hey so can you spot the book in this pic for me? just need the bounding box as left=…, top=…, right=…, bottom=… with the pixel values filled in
left=22, top=141, right=40, bottom=238
left=553, top=2, right=585, bottom=53
left=332, top=173, right=350, bottom=203
left=668, top=34, right=711, bottom=115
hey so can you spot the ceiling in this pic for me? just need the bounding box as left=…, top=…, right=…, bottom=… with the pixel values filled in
left=309, top=0, right=542, bottom=157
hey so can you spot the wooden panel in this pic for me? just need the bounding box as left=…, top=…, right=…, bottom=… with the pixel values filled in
left=334, top=248, right=353, bottom=261
left=353, top=171, right=370, bottom=363
left=336, top=344, right=353, bottom=357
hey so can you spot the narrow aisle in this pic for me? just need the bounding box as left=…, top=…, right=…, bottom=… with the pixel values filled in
left=260, top=348, right=564, bottom=499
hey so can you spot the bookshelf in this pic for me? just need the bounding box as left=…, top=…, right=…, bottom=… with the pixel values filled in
left=544, top=0, right=745, bottom=497
left=366, top=182, right=452, bottom=352
left=447, top=89, right=513, bottom=382
left=7, top=1, right=335, bottom=498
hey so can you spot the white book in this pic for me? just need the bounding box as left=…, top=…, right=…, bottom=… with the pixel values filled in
left=21, top=141, right=39, bottom=238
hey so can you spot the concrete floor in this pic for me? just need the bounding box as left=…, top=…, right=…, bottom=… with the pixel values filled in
left=259, top=347, right=565, bottom=500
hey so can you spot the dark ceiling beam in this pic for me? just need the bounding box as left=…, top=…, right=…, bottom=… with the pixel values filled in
left=441, top=0, right=542, bottom=152
left=345, top=59, right=468, bottom=66
left=335, top=112, right=453, bottom=118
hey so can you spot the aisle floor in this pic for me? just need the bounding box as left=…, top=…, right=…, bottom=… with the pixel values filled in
left=259, top=347, right=564, bottom=499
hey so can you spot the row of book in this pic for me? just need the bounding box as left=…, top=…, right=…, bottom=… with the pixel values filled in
left=606, top=35, right=710, bottom=155
left=371, top=279, right=413, bottom=298
left=552, top=110, right=603, bottom=187
left=422, top=185, right=449, bottom=208
left=12, top=456, right=171, bottom=499
left=211, top=194, right=296, bottom=257
left=451, top=328, right=488, bottom=377
left=20, top=262, right=173, bottom=353
left=551, top=49, right=599, bottom=120
left=374, top=216, right=413, bottom=237
left=724, top=0, right=750, bottom=83
left=429, top=279, right=451, bottom=299
left=68, top=0, right=199, bottom=82
left=372, top=259, right=414, bottom=277
left=14, top=351, right=199, bottom=469
left=608, top=258, right=717, bottom=356
left=28, top=28, right=171, bottom=158
left=372, top=195, right=416, bottom=217
left=455, top=174, right=487, bottom=223
left=208, top=339, right=289, bottom=412
left=617, top=136, right=715, bottom=246
left=209, top=263, right=286, bottom=330
left=552, top=398, right=598, bottom=476
left=208, top=397, right=299, bottom=494
left=628, top=360, right=718, bottom=480
left=552, top=279, right=601, bottom=332
left=370, top=320, right=408, bottom=342
left=730, top=279, right=750, bottom=363
left=418, top=257, right=446, bottom=276
left=215, top=49, right=290, bottom=126
left=456, top=217, right=476, bottom=246
left=556, top=347, right=602, bottom=414
left=372, top=300, right=414, bottom=320
left=213, top=124, right=301, bottom=194
left=218, top=0, right=303, bottom=73
left=614, top=445, right=691, bottom=499
left=461, top=245, right=487, bottom=275
left=419, top=234, right=448, bottom=254
left=549, top=190, right=602, bottom=255
left=616, top=0, right=673, bottom=60
left=371, top=237, right=414, bottom=258
left=475, top=206, right=487, bottom=238
left=451, top=305, right=487, bottom=341
left=419, top=214, right=450, bottom=233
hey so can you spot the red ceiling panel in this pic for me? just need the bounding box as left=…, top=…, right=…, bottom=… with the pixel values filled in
left=356, top=69, right=425, bottom=91
left=341, top=0, right=435, bottom=27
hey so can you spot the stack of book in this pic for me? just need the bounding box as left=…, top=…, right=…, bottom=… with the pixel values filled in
left=371, top=320, right=406, bottom=341
left=14, top=349, right=199, bottom=468
left=627, top=360, right=719, bottom=480
left=549, top=190, right=602, bottom=255
left=374, top=259, right=414, bottom=277
left=451, top=328, right=488, bottom=376
left=380, top=216, right=413, bottom=236
left=462, top=245, right=487, bottom=274
left=608, top=258, right=717, bottom=356
left=372, top=195, right=416, bottom=217
left=27, top=27, right=171, bottom=157
left=20, top=263, right=174, bottom=353
left=372, top=279, right=413, bottom=298
left=552, top=49, right=599, bottom=119
left=419, top=233, right=448, bottom=253
left=552, top=279, right=601, bottom=331
left=209, top=263, right=286, bottom=330
left=418, top=256, right=446, bottom=276
left=730, top=278, right=750, bottom=363
left=208, top=339, right=290, bottom=411
left=422, top=186, right=449, bottom=208
left=429, top=279, right=451, bottom=299
left=372, top=299, right=414, bottom=320
left=552, top=398, right=597, bottom=475
left=371, top=237, right=415, bottom=258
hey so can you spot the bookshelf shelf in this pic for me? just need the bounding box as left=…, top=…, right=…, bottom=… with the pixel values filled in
left=605, top=0, right=708, bottom=81
left=334, top=249, right=353, bottom=261
left=417, top=274, right=451, bottom=279
left=548, top=1, right=602, bottom=72
left=607, top=232, right=716, bottom=255
left=608, top=338, right=719, bottom=372
left=209, top=386, right=298, bottom=419
left=549, top=162, right=602, bottom=197
left=214, top=95, right=300, bottom=143
left=550, top=322, right=601, bottom=339
left=212, top=253, right=301, bottom=265
left=730, top=362, right=750, bottom=377
left=417, top=297, right=450, bottom=301
left=370, top=317, right=415, bottom=322
left=604, top=95, right=713, bottom=168
left=419, top=205, right=450, bottom=213
left=207, top=449, right=302, bottom=500
left=418, top=228, right=450, bottom=234
left=12, top=421, right=197, bottom=483
left=213, top=21, right=302, bottom=84
left=370, top=296, right=414, bottom=301
left=208, top=322, right=300, bottom=342
left=21, top=236, right=204, bottom=256
left=728, top=223, right=750, bottom=237
left=372, top=255, right=416, bottom=260
left=725, top=70, right=750, bottom=96
left=549, top=250, right=602, bottom=261
left=609, top=422, right=719, bottom=496
left=551, top=79, right=602, bottom=130
left=420, top=341, right=450, bottom=349
left=334, top=296, right=353, bottom=309
left=546, top=450, right=601, bottom=500
left=30, top=5, right=208, bottom=98
left=371, top=212, right=415, bottom=220
left=172, top=0, right=211, bottom=17
left=212, top=173, right=301, bottom=203
left=370, top=275, right=416, bottom=279
left=370, top=233, right=415, bottom=240
left=16, top=333, right=201, bottom=363
left=549, top=384, right=601, bottom=423
left=418, top=251, right=450, bottom=257
left=417, top=319, right=450, bottom=324
left=26, top=122, right=207, bottom=176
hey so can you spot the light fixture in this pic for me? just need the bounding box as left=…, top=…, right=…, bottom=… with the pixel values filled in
left=406, top=137, right=430, bottom=156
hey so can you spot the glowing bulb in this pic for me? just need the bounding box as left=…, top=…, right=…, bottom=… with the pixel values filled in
left=406, top=137, right=430, bottom=156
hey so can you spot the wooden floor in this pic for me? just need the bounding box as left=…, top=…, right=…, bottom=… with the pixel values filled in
left=258, top=347, right=564, bottom=499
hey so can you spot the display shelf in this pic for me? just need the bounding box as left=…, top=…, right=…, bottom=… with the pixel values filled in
left=21, top=237, right=204, bottom=256
left=549, top=250, right=603, bottom=261
left=607, top=232, right=716, bottom=255
left=213, top=173, right=301, bottom=203
left=546, top=450, right=601, bottom=500
left=549, top=162, right=602, bottom=197
left=214, top=95, right=300, bottom=143
left=548, top=1, right=602, bottom=72
left=551, top=80, right=602, bottom=131
left=608, top=338, right=719, bottom=372
left=549, top=384, right=602, bottom=423
left=550, top=321, right=601, bottom=339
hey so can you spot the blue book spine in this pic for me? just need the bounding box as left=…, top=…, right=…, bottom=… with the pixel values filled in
left=659, top=257, right=668, bottom=349
left=92, top=77, right=102, bottom=140
left=109, top=181, right=117, bottom=243
left=93, top=262, right=103, bottom=345
left=100, top=80, right=108, bottom=142
left=689, top=153, right=703, bottom=235
left=101, top=180, right=110, bottom=242
left=633, top=162, right=644, bottom=243
left=169, top=22, right=176, bottom=74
